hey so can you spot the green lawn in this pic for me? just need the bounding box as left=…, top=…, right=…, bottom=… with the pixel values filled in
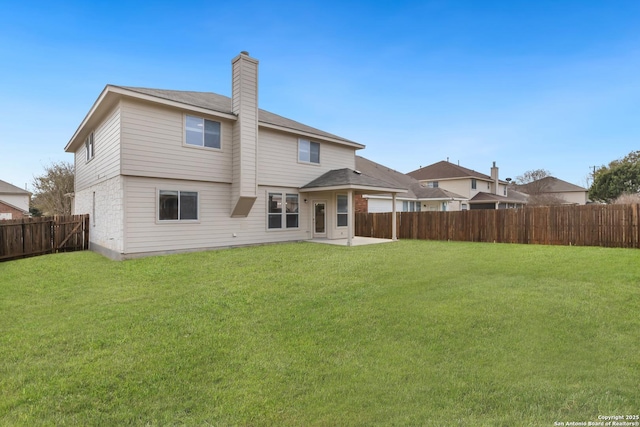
left=1, top=240, right=638, bottom=426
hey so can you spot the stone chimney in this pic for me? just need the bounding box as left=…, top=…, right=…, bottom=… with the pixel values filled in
left=490, top=161, right=499, bottom=195
left=230, top=51, right=258, bottom=217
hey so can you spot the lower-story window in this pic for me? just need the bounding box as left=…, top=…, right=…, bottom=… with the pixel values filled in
left=268, top=192, right=299, bottom=229
left=402, top=201, right=421, bottom=212
left=337, top=194, right=348, bottom=227
left=159, top=190, right=198, bottom=221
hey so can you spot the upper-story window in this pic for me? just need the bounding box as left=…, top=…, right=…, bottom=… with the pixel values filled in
left=185, top=115, right=221, bottom=149
left=426, top=181, right=438, bottom=188
left=298, top=139, right=320, bottom=164
left=471, top=179, right=477, bottom=190
left=85, top=132, right=94, bottom=162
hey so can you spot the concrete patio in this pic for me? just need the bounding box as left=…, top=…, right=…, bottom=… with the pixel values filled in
left=307, top=236, right=395, bottom=246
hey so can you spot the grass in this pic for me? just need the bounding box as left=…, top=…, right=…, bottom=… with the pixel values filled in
left=1, top=240, right=639, bottom=426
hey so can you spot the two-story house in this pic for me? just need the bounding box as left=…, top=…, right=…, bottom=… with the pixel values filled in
left=407, top=160, right=526, bottom=210
left=0, top=179, right=30, bottom=219
left=64, top=52, right=405, bottom=259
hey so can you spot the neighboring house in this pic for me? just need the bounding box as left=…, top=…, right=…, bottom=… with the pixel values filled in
left=355, top=156, right=465, bottom=212
left=64, top=52, right=405, bottom=259
left=407, top=160, right=526, bottom=210
left=516, top=176, right=588, bottom=205
left=0, top=179, right=30, bottom=219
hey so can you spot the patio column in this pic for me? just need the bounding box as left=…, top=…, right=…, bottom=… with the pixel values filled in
left=392, top=193, right=397, bottom=241
left=347, top=190, right=353, bottom=247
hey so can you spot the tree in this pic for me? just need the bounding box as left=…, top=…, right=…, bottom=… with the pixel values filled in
left=515, top=169, right=552, bottom=195
left=589, top=150, right=640, bottom=203
left=514, top=169, right=566, bottom=206
left=525, top=193, right=567, bottom=206
left=613, top=193, right=640, bottom=204
left=31, top=161, right=74, bottom=215
left=29, top=206, right=43, bottom=217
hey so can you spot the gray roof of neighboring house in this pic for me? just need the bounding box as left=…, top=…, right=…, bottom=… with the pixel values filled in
left=355, top=156, right=465, bottom=200
left=469, top=192, right=527, bottom=204
left=116, top=86, right=359, bottom=146
left=407, top=160, right=505, bottom=183
left=505, top=189, right=530, bottom=203
left=517, top=176, right=587, bottom=194
left=0, top=179, right=30, bottom=195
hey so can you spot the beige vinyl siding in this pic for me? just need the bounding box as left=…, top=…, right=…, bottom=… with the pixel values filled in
left=258, top=128, right=357, bottom=187
left=75, top=106, right=121, bottom=192
left=422, top=200, right=450, bottom=211
left=554, top=191, right=587, bottom=205
left=437, top=178, right=474, bottom=199
left=231, top=54, right=259, bottom=201
left=232, top=119, right=258, bottom=195
left=305, top=191, right=349, bottom=239
left=119, top=99, right=233, bottom=183
left=123, top=176, right=309, bottom=255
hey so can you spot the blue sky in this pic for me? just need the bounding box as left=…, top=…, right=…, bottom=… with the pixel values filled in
left=2, top=1, right=640, bottom=191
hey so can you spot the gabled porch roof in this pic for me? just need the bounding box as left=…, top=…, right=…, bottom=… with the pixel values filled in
left=300, top=168, right=407, bottom=194
left=300, top=168, right=406, bottom=246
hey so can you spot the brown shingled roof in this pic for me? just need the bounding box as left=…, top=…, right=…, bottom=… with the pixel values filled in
left=517, top=176, right=587, bottom=194
left=300, top=168, right=405, bottom=191
left=470, top=192, right=527, bottom=204
left=0, top=179, right=31, bottom=195
left=355, top=156, right=465, bottom=200
left=407, top=160, right=494, bottom=181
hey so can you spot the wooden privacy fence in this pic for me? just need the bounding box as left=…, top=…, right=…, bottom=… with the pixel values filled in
left=356, top=204, right=640, bottom=249
left=0, top=214, right=90, bottom=261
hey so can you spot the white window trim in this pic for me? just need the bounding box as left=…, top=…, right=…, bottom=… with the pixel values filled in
left=85, top=132, right=95, bottom=162
left=266, top=191, right=300, bottom=231
left=336, top=194, right=348, bottom=228
left=297, top=138, right=320, bottom=165
left=156, top=188, right=200, bottom=223
left=183, top=114, right=223, bottom=151
left=403, top=201, right=420, bottom=212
